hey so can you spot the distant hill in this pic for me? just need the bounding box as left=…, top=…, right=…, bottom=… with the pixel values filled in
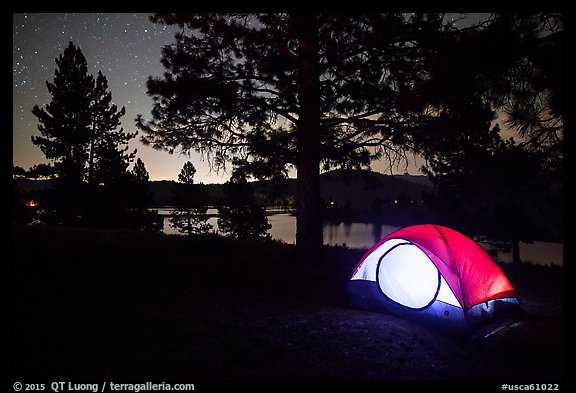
left=392, top=174, right=433, bottom=188
left=317, top=169, right=433, bottom=212
left=16, top=179, right=54, bottom=193
left=145, top=170, right=435, bottom=208
left=16, top=169, right=435, bottom=211
left=148, top=180, right=224, bottom=207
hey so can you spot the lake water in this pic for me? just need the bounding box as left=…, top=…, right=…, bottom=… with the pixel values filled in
left=159, top=210, right=563, bottom=267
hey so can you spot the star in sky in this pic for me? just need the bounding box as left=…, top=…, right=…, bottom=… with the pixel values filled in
left=13, top=13, right=491, bottom=182
left=13, top=12, right=231, bottom=182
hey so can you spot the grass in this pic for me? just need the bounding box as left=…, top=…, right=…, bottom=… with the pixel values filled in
left=12, top=224, right=564, bottom=382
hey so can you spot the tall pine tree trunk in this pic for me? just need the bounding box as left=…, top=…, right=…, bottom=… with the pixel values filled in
left=295, top=15, right=323, bottom=259
left=296, top=154, right=323, bottom=258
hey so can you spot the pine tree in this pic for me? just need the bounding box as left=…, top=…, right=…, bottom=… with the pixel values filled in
left=31, top=42, right=94, bottom=224
left=408, top=14, right=563, bottom=253
left=31, top=41, right=137, bottom=226
left=32, top=42, right=93, bottom=185
left=169, top=161, right=212, bottom=235
left=129, top=157, right=152, bottom=213
left=136, top=14, right=454, bottom=257
left=127, top=158, right=163, bottom=232
left=86, top=71, right=137, bottom=227
left=218, top=172, right=271, bottom=240
left=90, top=71, right=135, bottom=187
left=131, top=158, right=150, bottom=186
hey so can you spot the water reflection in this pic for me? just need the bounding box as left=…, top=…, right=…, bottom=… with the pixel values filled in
left=323, top=221, right=400, bottom=249
left=160, top=211, right=562, bottom=267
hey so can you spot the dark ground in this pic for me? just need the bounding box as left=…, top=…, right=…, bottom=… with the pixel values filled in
left=12, top=225, right=565, bottom=387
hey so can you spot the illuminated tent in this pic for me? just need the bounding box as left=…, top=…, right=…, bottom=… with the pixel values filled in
left=346, top=224, right=523, bottom=337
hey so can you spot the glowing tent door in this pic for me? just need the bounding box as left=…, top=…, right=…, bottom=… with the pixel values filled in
left=376, top=242, right=440, bottom=309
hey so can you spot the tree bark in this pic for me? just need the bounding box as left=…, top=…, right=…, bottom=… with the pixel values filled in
left=296, top=155, right=323, bottom=258
left=294, top=14, right=323, bottom=259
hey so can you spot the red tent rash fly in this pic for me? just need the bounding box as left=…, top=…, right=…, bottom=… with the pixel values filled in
left=346, top=224, right=523, bottom=337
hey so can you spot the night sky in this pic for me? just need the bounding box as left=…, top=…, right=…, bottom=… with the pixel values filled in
left=13, top=13, right=489, bottom=182
left=12, top=12, right=232, bottom=183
